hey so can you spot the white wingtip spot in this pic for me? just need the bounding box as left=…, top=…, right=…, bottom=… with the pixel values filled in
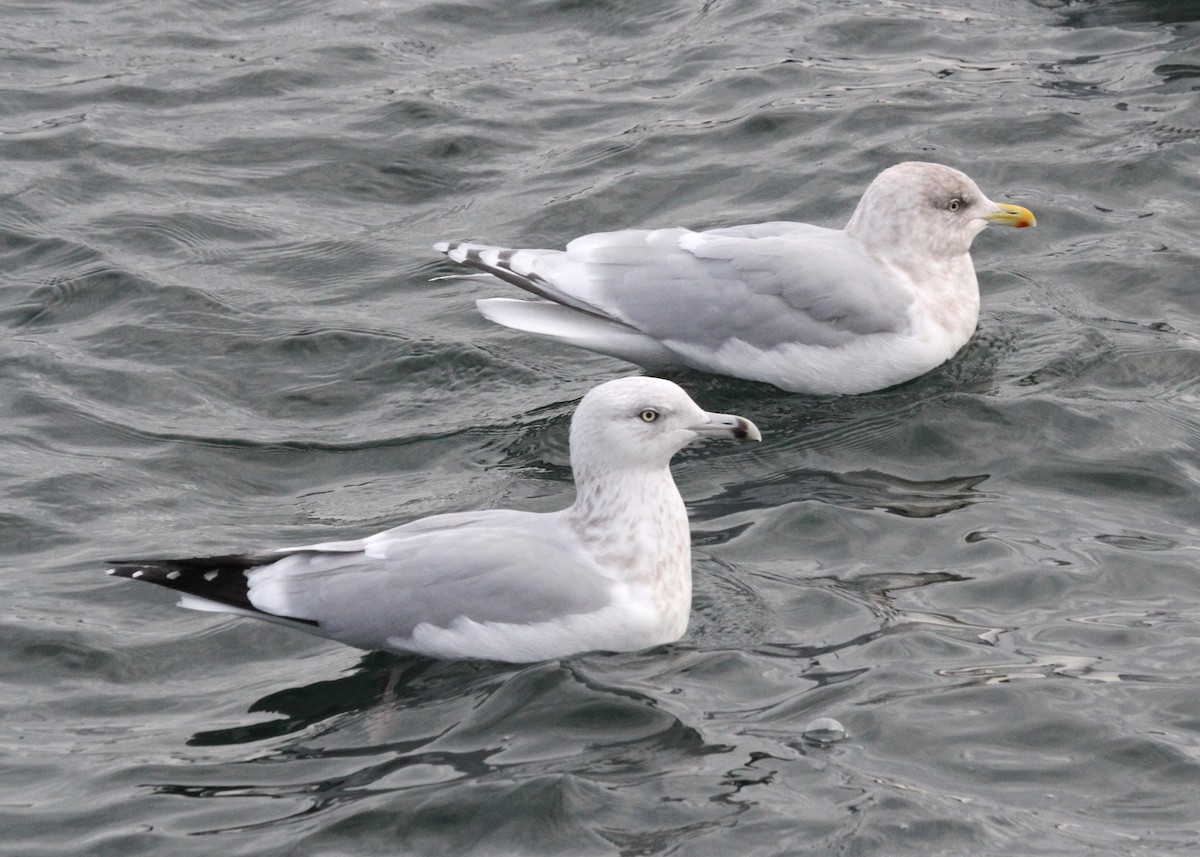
left=106, top=568, right=116, bottom=575
left=131, top=571, right=144, bottom=579
left=166, top=571, right=181, bottom=580
left=433, top=241, right=449, bottom=253
left=203, top=571, right=218, bottom=582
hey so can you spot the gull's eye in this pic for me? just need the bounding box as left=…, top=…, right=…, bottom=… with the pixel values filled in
left=947, top=197, right=963, bottom=213
left=639, top=408, right=659, bottom=423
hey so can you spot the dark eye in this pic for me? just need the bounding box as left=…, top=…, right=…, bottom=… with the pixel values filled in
left=947, top=198, right=963, bottom=213
left=639, top=408, right=659, bottom=423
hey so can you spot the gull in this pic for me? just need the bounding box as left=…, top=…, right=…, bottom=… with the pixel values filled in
left=107, top=377, right=761, bottom=662
left=435, top=161, right=1035, bottom=394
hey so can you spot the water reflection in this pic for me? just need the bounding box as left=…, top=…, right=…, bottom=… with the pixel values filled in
left=188, top=653, right=509, bottom=746
left=158, top=656, right=736, bottom=838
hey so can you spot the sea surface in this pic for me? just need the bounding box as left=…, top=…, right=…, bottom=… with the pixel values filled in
left=2, top=0, right=1199, bottom=854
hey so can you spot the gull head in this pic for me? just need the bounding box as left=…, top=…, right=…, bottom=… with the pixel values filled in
left=845, top=162, right=1036, bottom=261
left=570, top=377, right=760, bottom=472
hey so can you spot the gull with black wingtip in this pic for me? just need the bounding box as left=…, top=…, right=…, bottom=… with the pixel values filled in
left=108, top=377, right=761, bottom=662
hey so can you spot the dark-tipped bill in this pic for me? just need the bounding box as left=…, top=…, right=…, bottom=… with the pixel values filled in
left=690, top=412, right=762, bottom=442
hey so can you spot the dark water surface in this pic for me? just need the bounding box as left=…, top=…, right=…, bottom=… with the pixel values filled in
left=3, top=0, right=1199, bottom=854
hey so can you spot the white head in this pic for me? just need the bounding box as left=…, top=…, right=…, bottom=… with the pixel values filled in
left=845, top=162, right=1035, bottom=260
left=569, top=377, right=760, bottom=474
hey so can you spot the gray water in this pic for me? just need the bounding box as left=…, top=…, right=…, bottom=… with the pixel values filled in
left=3, top=0, right=1199, bottom=854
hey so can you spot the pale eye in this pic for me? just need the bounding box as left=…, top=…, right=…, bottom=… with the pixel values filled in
left=947, top=198, right=963, bottom=213
left=639, top=408, right=659, bottom=423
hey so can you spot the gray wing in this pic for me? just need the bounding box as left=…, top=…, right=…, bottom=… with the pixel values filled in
left=441, top=224, right=915, bottom=351
left=248, top=510, right=613, bottom=649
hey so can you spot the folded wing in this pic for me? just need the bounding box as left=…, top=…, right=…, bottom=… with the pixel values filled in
left=441, top=224, right=915, bottom=361
left=109, top=510, right=614, bottom=653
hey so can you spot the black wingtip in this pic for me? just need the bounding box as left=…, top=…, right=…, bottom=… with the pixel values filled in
left=106, top=555, right=265, bottom=613
left=106, top=554, right=321, bottom=627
